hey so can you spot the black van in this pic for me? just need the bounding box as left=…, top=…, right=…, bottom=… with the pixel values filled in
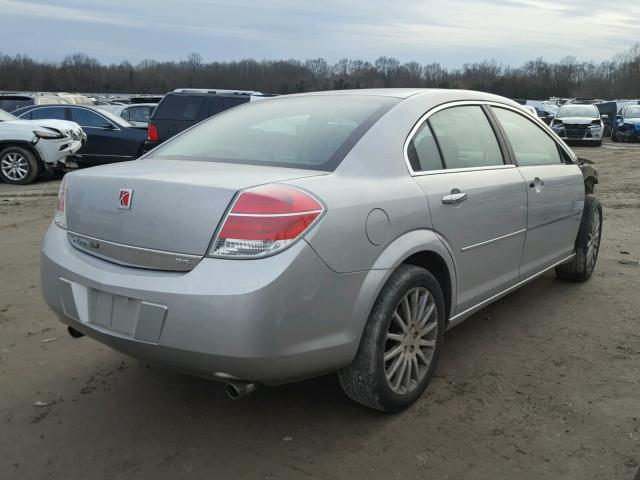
left=144, top=89, right=268, bottom=152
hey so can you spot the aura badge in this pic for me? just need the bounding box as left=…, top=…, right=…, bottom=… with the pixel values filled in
left=118, top=188, right=133, bottom=210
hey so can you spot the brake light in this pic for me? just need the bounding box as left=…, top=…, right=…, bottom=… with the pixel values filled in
left=147, top=122, right=159, bottom=141
left=210, top=185, right=324, bottom=258
left=54, top=177, right=67, bottom=229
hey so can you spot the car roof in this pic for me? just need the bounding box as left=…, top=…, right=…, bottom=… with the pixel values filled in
left=285, top=88, right=523, bottom=108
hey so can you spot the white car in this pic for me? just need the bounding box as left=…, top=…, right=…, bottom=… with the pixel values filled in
left=0, top=108, right=85, bottom=184
left=550, top=105, right=605, bottom=146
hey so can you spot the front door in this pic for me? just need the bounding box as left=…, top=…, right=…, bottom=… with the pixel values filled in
left=490, top=107, right=584, bottom=278
left=408, top=105, right=528, bottom=313
left=70, top=108, right=132, bottom=165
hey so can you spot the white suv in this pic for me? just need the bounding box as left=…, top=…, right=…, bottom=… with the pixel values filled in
left=0, top=108, right=85, bottom=184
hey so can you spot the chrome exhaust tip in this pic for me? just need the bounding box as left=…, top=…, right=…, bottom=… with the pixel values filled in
left=67, top=326, right=84, bottom=338
left=224, top=381, right=257, bottom=400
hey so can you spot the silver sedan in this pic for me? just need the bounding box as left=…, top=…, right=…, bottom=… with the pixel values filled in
left=41, top=89, right=602, bottom=412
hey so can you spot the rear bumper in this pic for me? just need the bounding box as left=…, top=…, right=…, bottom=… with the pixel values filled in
left=41, top=224, right=378, bottom=384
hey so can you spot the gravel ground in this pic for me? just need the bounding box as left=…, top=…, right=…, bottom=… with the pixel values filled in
left=1, top=139, right=639, bottom=480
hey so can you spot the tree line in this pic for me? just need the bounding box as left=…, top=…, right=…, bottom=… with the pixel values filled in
left=1, top=45, right=640, bottom=100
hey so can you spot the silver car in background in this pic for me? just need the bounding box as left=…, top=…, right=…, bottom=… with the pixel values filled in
left=41, top=89, right=602, bottom=412
left=550, top=104, right=605, bottom=146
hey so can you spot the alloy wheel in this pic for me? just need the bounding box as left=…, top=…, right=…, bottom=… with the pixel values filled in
left=586, top=209, right=601, bottom=272
left=384, top=287, right=438, bottom=395
left=1, top=152, right=29, bottom=182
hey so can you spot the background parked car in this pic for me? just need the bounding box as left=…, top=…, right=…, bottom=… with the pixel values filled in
left=595, top=100, right=639, bottom=136
left=0, top=108, right=84, bottom=184
left=550, top=105, right=605, bottom=146
left=13, top=105, right=147, bottom=166
left=98, top=103, right=157, bottom=127
left=0, top=92, right=70, bottom=112
left=611, top=105, right=640, bottom=142
left=144, top=88, right=268, bottom=152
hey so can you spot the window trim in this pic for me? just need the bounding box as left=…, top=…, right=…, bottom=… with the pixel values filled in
left=403, top=100, right=575, bottom=176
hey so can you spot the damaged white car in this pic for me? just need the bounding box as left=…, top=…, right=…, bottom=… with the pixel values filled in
left=0, top=108, right=85, bottom=184
left=550, top=105, right=605, bottom=146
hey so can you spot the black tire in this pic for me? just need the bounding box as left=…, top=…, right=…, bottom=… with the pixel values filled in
left=555, top=195, right=602, bottom=282
left=0, top=145, right=39, bottom=185
left=595, top=138, right=603, bottom=147
left=338, top=264, right=446, bottom=412
left=611, top=130, right=619, bottom=142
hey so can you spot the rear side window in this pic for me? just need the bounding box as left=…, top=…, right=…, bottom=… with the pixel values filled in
left=32, top=107, right=67, bottom=120
left=209, top=96, right=249, bottom=116
left=0, top=98, right=33, bottom=112
left=492, top=107, right=561, bottom=166
left=151, top=96, right=398, bottom=171
left=407, top=123, right=443, bottom=171
left=154, top=95, right=204, bottom=121
left=429, top=106, right=503, bottom=169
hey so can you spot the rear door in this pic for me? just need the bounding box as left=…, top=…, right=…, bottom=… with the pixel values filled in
left=490, top=106, right=584, bottom=278
left=409, top=104, right=528, bottom=313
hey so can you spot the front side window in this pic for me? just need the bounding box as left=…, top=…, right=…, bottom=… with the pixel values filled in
left=32, top=107, right=67, bottom=120
left=492, top=107, right=561, bottom=167
left=429, top=106, right=503, bottom=169
left=151, top=96, right=398, bottom=171
left=71, top=109, right=119, bottom=128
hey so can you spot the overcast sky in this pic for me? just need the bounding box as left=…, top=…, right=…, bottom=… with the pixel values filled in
left=1, top=0, right=638, bottom=67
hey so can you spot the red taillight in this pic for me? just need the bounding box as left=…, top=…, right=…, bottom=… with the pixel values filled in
left=210, top=185, right=324, bottom=258
left=54, top=177, right=67, bottom=229
left=147, top=122, right=159, bottom=141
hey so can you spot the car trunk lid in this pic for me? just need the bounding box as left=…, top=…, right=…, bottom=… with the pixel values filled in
left=64, top=159, right=326, bottom=260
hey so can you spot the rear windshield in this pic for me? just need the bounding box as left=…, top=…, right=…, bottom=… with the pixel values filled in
left=556, top=106, right=599, bottom=118
left=0, top=97, right=33, bottom=112
left=153, top=94, right=204, bottom=121
left=150, top=95, right=399, bottom=171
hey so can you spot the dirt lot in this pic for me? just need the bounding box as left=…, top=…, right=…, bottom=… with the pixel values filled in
left=1, top=140, right=639, bottom=480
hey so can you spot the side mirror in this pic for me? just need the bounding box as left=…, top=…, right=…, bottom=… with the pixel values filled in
left=101, top=123, right=115, bottom=130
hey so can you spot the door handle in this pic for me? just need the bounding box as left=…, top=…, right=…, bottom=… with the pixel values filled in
left=529, top=177, right=544, bottom=188
left=442, top=191, right=468, bottom=205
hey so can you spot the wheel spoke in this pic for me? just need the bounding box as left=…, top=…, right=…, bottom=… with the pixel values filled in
left=418, top=302, right=436, bottom=328
left=384, top=344, right=403, bottom=362
left=392, top=357, right=408, bottom=391
left=393, top=311, right=408, bottom=332
left=418, top=339, right=436, bottom=348
left=402, top=296, right=412, bottom=324
left=386, top=332, right=404, bottom=342
left=404, top=356, right=413, bottom=389
left=386, top=355, right=403, bottom=380
left=416, top=348, right=431, bottom=367
left=418, top=320, right=437, bottom=339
